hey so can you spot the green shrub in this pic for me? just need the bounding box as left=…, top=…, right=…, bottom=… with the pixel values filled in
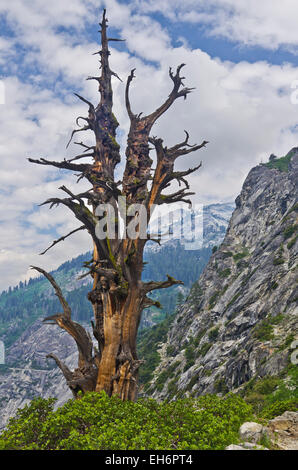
left=208, top=327, right=220, bottom=341
left=266, top=366, right=298, bottom=404
left=198, top=343, right=212, bottom=357
left=186, top=374, right=199, bottom=391
left=244, top=368, right=298, bottom=415
left=264, top=151, right=294, bottom=172
left=261, top=399, right=298, bottom=420
left=222, top=251, right=233, bottom=259
left=283, top=225, right=298, bottom=240
left=0, top=392, right=253, bottom=451
left=214, top=378, right=229, bottom=395
left=184, top=345, right=196, bottom=370
left=166, top=345, right=176, bottom=357
left=183, top=360, right=195, bottom=372
left=253, top=376, right=280, bottom=395
left=185, top=345, right=195, bottom=362
left=218, top=268, right=231, bottom=278
left=209, top=291, right=220, bottom=309
left=155, top=361, right=182, bottom=389
left=226, top=292, right=241, bottom=309
left=193, top=328, right=207, bottom=347
left=279, top=333, right=295, bottom=351
left=233, top=252, right=248, bottom=262
left=0, top=397, right=56, bottom=450
left=254, top=319, right=274, bottom=341
left=202, top=368, right=212, bottom=377
left=273, top=257, right=285, bottom=265
left=270, top=314, right=284, bottom=325
left=167, top=379, right=178, bottom=396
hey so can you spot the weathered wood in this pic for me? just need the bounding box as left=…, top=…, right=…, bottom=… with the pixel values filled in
left=29, top=9, right=207, bottom=401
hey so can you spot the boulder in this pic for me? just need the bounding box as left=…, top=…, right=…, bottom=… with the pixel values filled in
left=239, top=422, right=266, bottom=443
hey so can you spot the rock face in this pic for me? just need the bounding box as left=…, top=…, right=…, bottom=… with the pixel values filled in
left=0, top=321, right=79, bottom=429
left=268, top=411, right=298, bottom=450
left=147, top=149, right=298, bottom=399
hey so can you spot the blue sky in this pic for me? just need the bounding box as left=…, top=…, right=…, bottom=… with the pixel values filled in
left=0, top=0, right=297, bottom=290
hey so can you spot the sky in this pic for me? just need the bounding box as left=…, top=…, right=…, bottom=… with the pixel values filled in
left=0, top=0, right=297, bottom=291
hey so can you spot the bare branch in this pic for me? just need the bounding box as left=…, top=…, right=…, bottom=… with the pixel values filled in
left=171, top=163, right=202, bottom=189
left=38, top=196, right=100, bottom=252
left=111, top=70, right=123, bottom=82
left=108, top=38, right=125, bottom=42
left=67, top=152, right=94, bottom=163
left=78, top=264, right=117, bottom=281
left=86, top=76, right=101, bottom=83
left=74, top=93, right=95, bottom=111
left=166, top=139, right=209, bottom=160
left=28, top=157, right=90, bottom=173
left=46, top=353, right=73, bottom=382
left=143, top=275, right=184, bottom=293
left=45, top=315, right=94, bottom=365
left=46, top=353, right=97, bottom=397
left=143, top=64, right=195, bottom=126
left=30, top=266, right=71, bottom=318
left=125, top=69, right=136, bottom=120
left=142, top=296, right=162, bottom=309
left=66, top=125, right=91, bottom=149
left=156, top=189, right=195, bottom=206
left=39, top=225, right=86, bottom=255
left=73, top=142, right=96, bottom=153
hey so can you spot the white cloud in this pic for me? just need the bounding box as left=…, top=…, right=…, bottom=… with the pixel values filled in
left=0, top=0, right=297, bottom=291
left=133, top=0, right=298, bottom=51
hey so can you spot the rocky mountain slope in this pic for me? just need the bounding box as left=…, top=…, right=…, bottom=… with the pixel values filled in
left=146, top=148, right=298, bottom=400
left=0, top=203, right=233, bottom=429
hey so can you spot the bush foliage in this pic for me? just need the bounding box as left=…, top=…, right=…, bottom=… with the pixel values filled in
left=0, top=392, right=253, bottom=451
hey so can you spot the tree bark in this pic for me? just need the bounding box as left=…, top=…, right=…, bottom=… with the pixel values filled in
left=29, top=9, right=207, bottom=401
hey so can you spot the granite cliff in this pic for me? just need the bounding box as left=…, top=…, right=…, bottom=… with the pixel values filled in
left=146, top=149, right=298, bottom=400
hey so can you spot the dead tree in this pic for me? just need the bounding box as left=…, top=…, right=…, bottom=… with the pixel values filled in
left=29, top=10, right=208, bottom=401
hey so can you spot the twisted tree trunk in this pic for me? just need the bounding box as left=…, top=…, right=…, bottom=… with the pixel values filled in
left=29, top=9, right=207, bottom=400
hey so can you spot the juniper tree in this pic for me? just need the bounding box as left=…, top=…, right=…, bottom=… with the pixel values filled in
left=29, top=10, right=207, bottom=400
